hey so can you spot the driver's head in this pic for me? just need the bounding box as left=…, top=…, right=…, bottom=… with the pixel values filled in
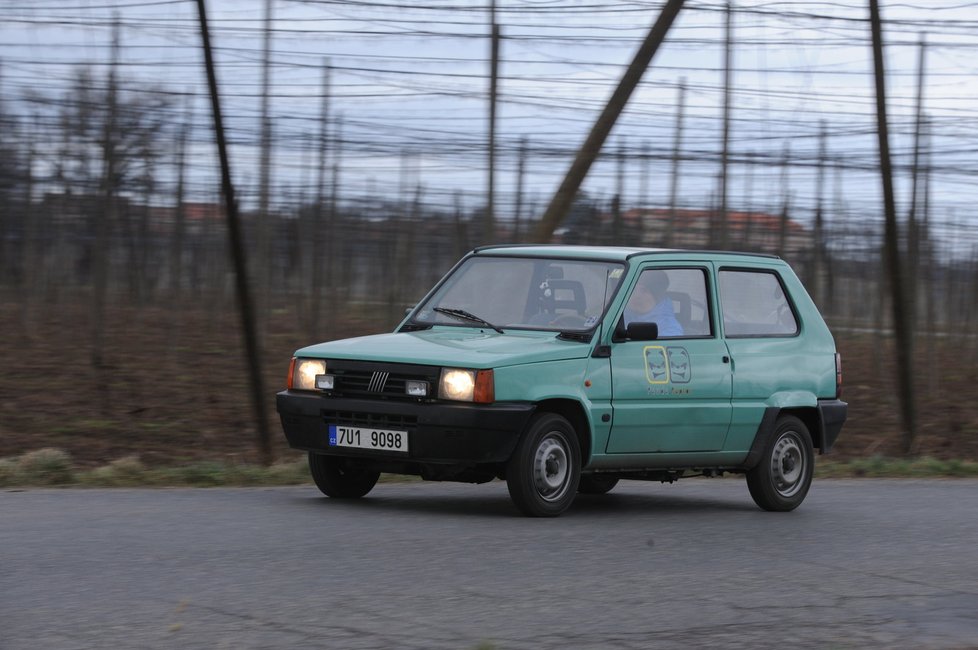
left=638, top=270, right=669, bottom=301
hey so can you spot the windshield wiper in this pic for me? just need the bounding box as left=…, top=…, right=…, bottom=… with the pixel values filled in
left=433, top=307, right=504, bottom=334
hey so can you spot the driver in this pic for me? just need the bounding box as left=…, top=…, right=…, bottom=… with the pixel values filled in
left=623, top=270, right=683, bottom=337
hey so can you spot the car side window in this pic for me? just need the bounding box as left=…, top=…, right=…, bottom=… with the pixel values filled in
left=719, top=269, right=798, bottom=337
left=623, top=268, right=712, bottom=338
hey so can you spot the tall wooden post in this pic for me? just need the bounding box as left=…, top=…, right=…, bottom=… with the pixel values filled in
left=532, top=0, right=686, bottom=242
left=922, top=115, right=936, bottom=394
left=310, top=61, right=330, bottom=339
left=92, top=16, right=120, bottom=369
left=812, top=122, right=827, bottom=304
left=639, top=140, right=650, bottom=205
left=635, top=140, right=652, bottom=246
left=778, top=142, right=790, bottom=258
left=869, top=0, right=916, bottom=455
left=453, top=190, right=467, bottom=259
left=613, top=138, right=625, bottom=243
left=907, top=34, right=926, bottom=325
left=169, top=99, right=191, bottom=305
left=716, top=0, right=733, bottom=250
left=330, top=114, right=345, bottom=302
left=0, top=59, right=6, bottom=288
left=741, top=150, right=754, bottom=250
left=513, top=136, right=527, bottom=242
left=196, top=0, right=274, bottom=465
left=485, top=1, right=500, bottom=244
left=21, top=119, right=36, bottom=333
left=666, top=78, right=685, bottom=248
left=257, top=0, right=274, bottom=331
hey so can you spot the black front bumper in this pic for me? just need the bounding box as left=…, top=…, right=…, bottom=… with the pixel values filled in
left=276, top=390, right=535, bottom=464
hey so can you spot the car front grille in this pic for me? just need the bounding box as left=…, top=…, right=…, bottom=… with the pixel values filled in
left=322, top=410, right=418, bottom=429
left=327, top=360, right=440, bottom=401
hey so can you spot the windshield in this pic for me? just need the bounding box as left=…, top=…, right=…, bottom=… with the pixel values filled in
left=413, top=256, right=626, bottom=333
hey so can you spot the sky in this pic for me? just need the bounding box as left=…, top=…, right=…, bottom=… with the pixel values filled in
left=2, top=0, right=977, bottom=253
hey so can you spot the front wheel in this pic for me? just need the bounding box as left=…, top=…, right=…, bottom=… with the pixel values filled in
left=308, top=453, right=380, bottom=499
left=746, top=415, right=814, bottom=512
left=506, top=413, right=581, bottom=517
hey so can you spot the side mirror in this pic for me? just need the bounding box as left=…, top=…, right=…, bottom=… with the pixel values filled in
left=611, top=318, right=659, bottom=342
left=404, top=306, right=415, bottom=316
left=626, top=321, right=659, bottom=341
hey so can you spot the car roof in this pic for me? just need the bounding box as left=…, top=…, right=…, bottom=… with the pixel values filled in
left=472, top=244, right=781, bottom=263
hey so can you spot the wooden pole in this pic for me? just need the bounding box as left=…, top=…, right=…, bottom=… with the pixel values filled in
left=310, top=61, right=330, bottom=339
left=20, top=117, right=36, bottom=335
left=532, top=0, right=686, bottom=242
left=717, top=0, right=733, bottom=250
left=196, top=0, right=274, bottom=465
left=330, top=115, right=345, bottom=302
left=169, top=99, right=191, bottom=305
left=257, top=0, right=274, bottom=333
left=907, top=34, right=926, bottom=326
left=812, top=122, right=827, bottom=304
left=485, top=2, right=500, bottom=245
left=741, top=150, right=754, bottom=250
left=666, top=78, right=685, bottom=248
left=513, top=135, right=527, bottom=243
left=92, top=16, right=120, bottom=369
left=639, top=140, right=650, bottom=208
left=778, top=141, right=790, bottom=258
left=613, top=138, right=625, bottom=243
left=922, top=115, right=936, bottom=395
left=869, top=0, right=916, bottom=455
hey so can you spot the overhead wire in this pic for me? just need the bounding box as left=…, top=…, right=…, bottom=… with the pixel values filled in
left=1, top=0, right=976, bottom=248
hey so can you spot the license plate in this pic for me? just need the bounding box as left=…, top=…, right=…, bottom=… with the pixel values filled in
left=328, top=425, right=408, bottom=453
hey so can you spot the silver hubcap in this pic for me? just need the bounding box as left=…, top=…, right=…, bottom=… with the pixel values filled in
left=770, top=431, right=806, bottom=497
left=533, top=432, right=571, bottom=502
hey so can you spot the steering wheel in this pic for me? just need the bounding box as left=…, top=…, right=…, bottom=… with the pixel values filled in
left=550, top=313, right=587, bottom=328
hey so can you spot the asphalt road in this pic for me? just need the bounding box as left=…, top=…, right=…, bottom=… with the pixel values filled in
left=2, top=479, right=977, bottom=650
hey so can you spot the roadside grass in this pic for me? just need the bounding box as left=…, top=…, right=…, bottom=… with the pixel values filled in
left=0, top=448, right=426, bottom=488
left=815, top=456, right=978, bottom=478
left=1, top=448, right=976, bottom=488
left=0, top=449, right=310, bottom=488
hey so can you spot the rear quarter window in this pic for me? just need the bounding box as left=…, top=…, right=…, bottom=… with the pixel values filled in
left=719, top=269, right=798, bottom=337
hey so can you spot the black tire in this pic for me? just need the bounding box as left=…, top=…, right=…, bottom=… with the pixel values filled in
left=506, top=413, right=581, bottom=517
left=308, top=453, right=380, bottom=499
left=746, top=415, right=814, bottom=512
left=578, top=475, right=619, bottom=495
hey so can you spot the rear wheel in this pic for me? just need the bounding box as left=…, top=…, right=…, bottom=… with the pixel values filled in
left=746, top=415, right=814, bottom=512
left=506, top=413, right=581, bottom=517
left=308, top=453, right=380, bottom=499
left=578, top=475, right=619, bottom=495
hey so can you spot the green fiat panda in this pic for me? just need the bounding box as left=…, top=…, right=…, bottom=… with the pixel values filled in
left=277, top=245, right=846, bottom=517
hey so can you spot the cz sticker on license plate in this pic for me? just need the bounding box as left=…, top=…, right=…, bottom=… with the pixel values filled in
left=328, top=425, right=408, bottom=453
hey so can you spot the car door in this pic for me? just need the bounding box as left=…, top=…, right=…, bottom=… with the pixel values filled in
left=716, top=266, right=809, bottom=451
left=606, top=264, right=733, bottom=453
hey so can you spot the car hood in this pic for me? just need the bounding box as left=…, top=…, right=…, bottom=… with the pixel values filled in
left=295, top=328, right=591, bottom=369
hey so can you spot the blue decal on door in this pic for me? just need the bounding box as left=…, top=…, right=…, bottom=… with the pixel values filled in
left=667, top=346, right=691, bottom=384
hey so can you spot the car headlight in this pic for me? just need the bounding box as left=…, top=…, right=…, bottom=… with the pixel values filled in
left=438, top=368, right=494, bottom=403
left=288, top=358, right=326, bottom=391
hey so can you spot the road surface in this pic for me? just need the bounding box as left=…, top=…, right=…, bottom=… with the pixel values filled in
left=2, top=479, right=976, bottom=649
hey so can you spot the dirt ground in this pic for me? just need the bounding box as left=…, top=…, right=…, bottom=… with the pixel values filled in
left=2, top=294, right=976, bottom=467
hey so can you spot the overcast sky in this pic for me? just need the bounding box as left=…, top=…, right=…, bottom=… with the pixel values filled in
left=2, top=0, right=977, bottom=251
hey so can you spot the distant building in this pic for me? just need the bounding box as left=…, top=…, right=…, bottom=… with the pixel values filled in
left=147, top=202, right=225, bottom=235
left=624, top=208, right=811, bottom=256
